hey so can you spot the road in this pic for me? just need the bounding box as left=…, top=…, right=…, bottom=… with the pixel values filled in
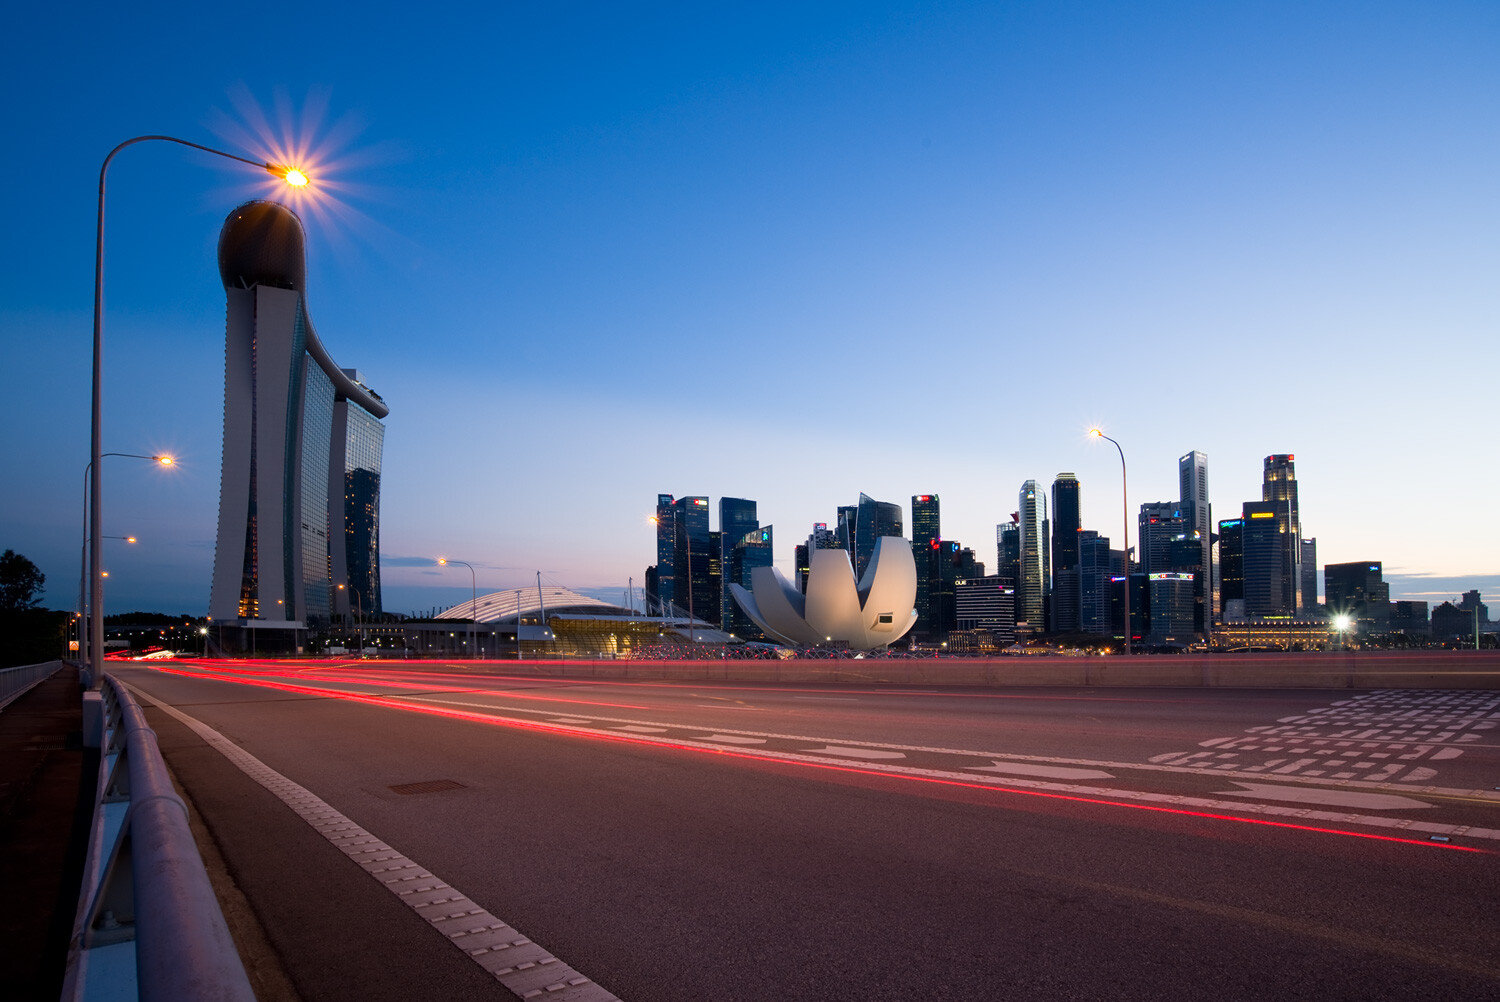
left=115, top=660, right=1500, bottom=1001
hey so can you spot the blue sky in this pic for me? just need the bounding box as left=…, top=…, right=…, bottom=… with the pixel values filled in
left=2, top=1, right=1496, bottom=616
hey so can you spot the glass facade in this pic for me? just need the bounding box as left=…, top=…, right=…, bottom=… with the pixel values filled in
left=344, top=403, right=385, bottom=617
left=298, top=357, right=335, bottom=627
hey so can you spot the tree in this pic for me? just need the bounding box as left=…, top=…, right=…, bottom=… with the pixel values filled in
left=0, top=550, right=45, bottom=611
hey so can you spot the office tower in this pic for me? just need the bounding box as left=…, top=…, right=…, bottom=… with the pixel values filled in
left=1241, top=501, right=1290, bottom=616
left=801, top=522, right=838, bottom=592
left=847, top=493, right=903, bottom=581
left=835, top=505, right=858, bottom=553
left=719, top=498, right=758, bottom=629
left=332, top=374, right=385, bottom=622
left=1261, top=454, right=1302, bottom=611
left=1111, top=574, right=1150, bottom=644
left=911, top=495, right=941, bottom=548
left=1050, top=474, right=1081, bottom=631
left=1137, top=502, right=1186, bottom=575
left=1178, top=450, right=1211, bottom=637
left=1390, top=601, right=1430, bottom=635
left=210, top=201, right=388, bottom=642
left=955, top=576, right=1016, bottom=643
left=1017, top=481, right=1049, bottom=631
left=1217, top=518, right=1243, bottom=618
left=912, top=495, right=940, bottom=635
left=1324, top=561, right=1390, bottom=632
left=1299, top=537, right=1319, bottom=611
left=1078, top=531, right=1123, bottom=636
left=677, top=497, right=711, bottom=623
left=726, top=525, right=773, bottom=639
left=653, top=494, right=676, bottom=609
left=927, top=539, right=961, bottom=635
left=997, top=520, right=1020, bottom=591
left=1147, top=573, right=1197, bottom=645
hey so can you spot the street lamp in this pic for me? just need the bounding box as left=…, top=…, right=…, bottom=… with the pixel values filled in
left=90, top=136, right=308, bottom=685
left=1089, top=428, right=1132, bottom=655
left=78, top=453, right=172, bottom=665
left=438, top=558, right=478, bottom=658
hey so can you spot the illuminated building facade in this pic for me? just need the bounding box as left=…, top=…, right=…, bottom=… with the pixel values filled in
left=1217, top=517, right=1243, bottom=617
left=912, top=494, right=940, bottom=635
left=1050, top=474, right=1081, bottom=631
left=1017, top=481, right=1049, bottom=632
left=1178, top=450, right=1211, bottom=637
left=1324, top=560, right=1389, bottom=633
left=209, top=201, right=388, bottom=644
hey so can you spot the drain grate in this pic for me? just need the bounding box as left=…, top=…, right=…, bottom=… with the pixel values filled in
left=389, top=779, right=466, bottom=796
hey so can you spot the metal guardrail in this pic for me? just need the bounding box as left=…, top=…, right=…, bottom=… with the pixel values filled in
left=0, top=659, right=62, bottom=711
left=61, top=673, right=256, bottom=1002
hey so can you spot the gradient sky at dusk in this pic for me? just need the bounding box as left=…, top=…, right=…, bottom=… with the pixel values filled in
left=2, top=2, right=1496, bottom=617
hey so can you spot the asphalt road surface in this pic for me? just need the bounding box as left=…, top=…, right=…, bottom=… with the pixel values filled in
left=116, top=661, right=1500, bottom=1001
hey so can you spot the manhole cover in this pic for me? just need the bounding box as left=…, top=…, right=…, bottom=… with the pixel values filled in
left=389, top=779, right=466, bottom=796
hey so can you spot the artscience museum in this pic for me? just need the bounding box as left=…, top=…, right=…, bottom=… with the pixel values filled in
left=729, top=537, right=918, bottom=649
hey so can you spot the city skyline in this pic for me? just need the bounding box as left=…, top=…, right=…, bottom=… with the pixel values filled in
left=2, top=3, right=1497, bottom=617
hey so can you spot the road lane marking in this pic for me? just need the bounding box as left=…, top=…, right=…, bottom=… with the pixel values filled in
left=970, top=762, right=1114, bottom=780
left=697, top=734, right=767, bottom=745
left=792, top=696, right=859, bottom=702
left=401, top=695, right=1500, bottom=807
left=1217, top=782, right=1434, bottom=811
left=615, top=725, right=668, bottom=733
left=129, top=687, right=622, bottom=1002
left=804, top=746, right=906, bottom=760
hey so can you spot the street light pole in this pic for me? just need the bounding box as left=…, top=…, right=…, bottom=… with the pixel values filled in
left=90, top=135, right=307, bottom=686
left=438, top=558, right=477, bottom=658
left=1090, top=429, right=1132, bottom=655
left=78, top=453, right=171, bottom=665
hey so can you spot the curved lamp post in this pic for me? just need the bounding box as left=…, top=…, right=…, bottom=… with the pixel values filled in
left=78, top=452, right=171, bottom=665
left=438, top=558, right=478, bottom=658
left=90, top=136, right=307, bottom=684
left=1089, top=428, right=1132, bottom=655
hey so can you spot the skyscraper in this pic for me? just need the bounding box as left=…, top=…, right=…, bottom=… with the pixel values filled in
left=1299, top=537, right=1319, bottom=612
left=725, top=525, right=773, bottom=639
left=1178, top=450, right=1211, bottom=637
left=912, top=494, right=940, bottom=636
left=1217, top=517, right=1244, bottom=618
left=1017, top=481, right=1049, bottom=631
left=1261, top=454, right=1302, bottom=612
left=210, top=201, right=388, bottom=646
left=1324, top=561, right=1389, bottom=632
left=1136, top=501, right=1186, bottom=575
left=719, top=498, right=759, bottom=628
left=653, top=493, right=676, bottom=610
left=849, top=493, right=903, bottom=581
left=1078, top=531, right=1122, bottom=636
left=1050, top=474, right=1081, bottom=631
left=1241, top=502, right=1288, bottom=616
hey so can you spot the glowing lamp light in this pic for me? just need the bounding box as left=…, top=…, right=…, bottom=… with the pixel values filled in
left=156, top=455, right=174, bottom=466
left=267, top=163, right=310, bottom=186
left=1333, top=614, right=1353, bottom=632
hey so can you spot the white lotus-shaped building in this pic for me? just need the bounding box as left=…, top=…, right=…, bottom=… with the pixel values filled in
left=729, top=537, right=917, bottom=649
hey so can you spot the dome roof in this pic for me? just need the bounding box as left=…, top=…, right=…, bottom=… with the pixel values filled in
left=218, top=200, right=305, bottom=291
left=436, top=586, right=631, bottom=624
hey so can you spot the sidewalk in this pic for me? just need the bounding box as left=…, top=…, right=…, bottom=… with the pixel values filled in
left=0, top=663, right=96, bottom=1001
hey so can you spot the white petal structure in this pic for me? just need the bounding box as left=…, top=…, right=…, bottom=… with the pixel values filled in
left=729, top=537, right=918, bottom=649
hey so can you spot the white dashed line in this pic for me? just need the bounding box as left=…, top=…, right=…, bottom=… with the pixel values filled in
left=130, top=687, right=621, bottom=1002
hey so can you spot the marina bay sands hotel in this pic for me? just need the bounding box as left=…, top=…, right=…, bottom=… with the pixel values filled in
left=209, top=200, right=388, bottom=650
